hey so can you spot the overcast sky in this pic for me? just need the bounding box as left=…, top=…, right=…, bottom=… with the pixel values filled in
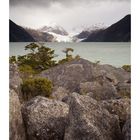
left=10, top=0, right=130, bottom=33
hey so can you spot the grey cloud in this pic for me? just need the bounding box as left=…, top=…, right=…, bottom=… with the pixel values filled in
left=10, top=0, right=130, bottom=7
left=10, top=0, right=130, bottom=33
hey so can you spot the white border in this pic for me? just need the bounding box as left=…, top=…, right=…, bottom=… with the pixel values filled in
left=0, top=0, right=9, bottom=139
left=0, top=0, right=140, bottom=140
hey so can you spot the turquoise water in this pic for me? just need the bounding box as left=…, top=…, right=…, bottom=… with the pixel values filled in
left=10, top=42, right=130, bottom=67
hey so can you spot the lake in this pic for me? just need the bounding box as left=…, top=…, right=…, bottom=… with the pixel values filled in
left=10, top=42, right=130, bottom=67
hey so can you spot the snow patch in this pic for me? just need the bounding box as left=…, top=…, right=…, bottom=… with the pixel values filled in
left=48, top=32, right=75, bottom=42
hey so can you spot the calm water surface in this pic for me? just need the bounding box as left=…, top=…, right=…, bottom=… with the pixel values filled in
left=10, top=42, right=130, bottom=67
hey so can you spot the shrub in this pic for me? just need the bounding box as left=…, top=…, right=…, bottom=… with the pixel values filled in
left=19, top=64, right=35, bottom=79
left=21, top=77, right=53, bottom=101
left=122, top=65, right=131, bottom=72
left=9, top=56, right=17, bottom=64
left=58, top=56, right=73, bottom=64
left=75, top=55, right=80, bottom=60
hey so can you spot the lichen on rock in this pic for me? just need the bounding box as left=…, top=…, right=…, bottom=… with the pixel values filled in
left=64, top=93, right=123, bottom=140
left=22, top=96, right=69, bottom=140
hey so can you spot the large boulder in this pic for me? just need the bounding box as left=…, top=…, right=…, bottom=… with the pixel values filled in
left=100, top=98, right=130, bottom=129
left=80, top=76, right=118, bottom=101
left=64, top=93, right=122, bottom=140
left=94, top=64, right=130, bottom=85
left=22, top=96, right=69, bottom=140
left=116, top=82, right=131, bottom=98
left=51, top=86, right=69, bottom=101
left=9, top=89, right=26, bottom=140
left=9, top=64, right=22, bottom=93
left=122, top=118, right=131, bottom=140
left=39, top=59, right=95, bottom=93
left=39, top=59, right=130, bottom=93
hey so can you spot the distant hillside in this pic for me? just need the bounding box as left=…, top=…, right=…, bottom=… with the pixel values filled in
left=10, top=15, right=131, bottom=42
left=25, top=28, right=54, bottom=42
left=75, top=29, right=104, bottom=40
left=84, top=15, right=131, bottom=42
left=75, top=31, right=91, bottom=39
left=10, top=20, right=35, bottom=42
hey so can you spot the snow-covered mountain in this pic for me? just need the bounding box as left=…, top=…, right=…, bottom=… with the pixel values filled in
left=39, top=25, right=68, bottom=36
left=25, top=24, right=106, bottom=42
left=82, top=24, right=106, bottom=32
left=10, top=15, right=130, bottom=42
left=38, top=25, right=79, bottom=42
left=74, top=24, right=107, bottom=41
left=47, top=32, right=78, bottom=42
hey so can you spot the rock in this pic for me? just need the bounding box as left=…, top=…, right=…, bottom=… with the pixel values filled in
left=39, top=59, right=130, bottom=93
left=122, top=118, right=131, bottom=140
left=100, top=98, right=130, bottom=128
left=51, top=87, right=69, bottom=101
left=9, top=89, right=26, bottom=140
left=22, top=96, right=69, bottom=140
left=39, top=59, right=95, bottom=93
left=64, top=93, right=122, bottom=140
left=94, top=64, right=130, bottom=85
left=116, top=82, right=131, bottom=98
left=80, top=78, right=118, bottom=101
left=9, top=64, right=22, bottom=93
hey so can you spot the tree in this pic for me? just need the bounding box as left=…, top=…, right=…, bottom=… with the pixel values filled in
left=17, top=43, right=56, bottom=73
left=62, top=48, right=74, bottom=58
left=25, top=42, right=39, bottom=53
left=59, top=48, right=80, bottom=64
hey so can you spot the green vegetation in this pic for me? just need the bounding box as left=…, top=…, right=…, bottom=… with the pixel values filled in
left=10, top=43, right=80, bottom=75
left=122, top=65, right=131, bottom=72
left=58, top=47, right=80, bottom=64
left=9, top=56, right=16, bottom=64
left=19, top=64, right=35, bottom=79
left=21, top=77, right=53, bottom=101
left=10, top=43, right=56, bottom=75
left=62, top=47, right=74, bottom=58
left=9, top=43, right=80, bottom=101
left=19, top=43, right=56, bottom=72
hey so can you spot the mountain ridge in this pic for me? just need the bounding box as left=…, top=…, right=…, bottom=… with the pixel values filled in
left=9, top=20, right=35, bottom=42
left=83, top=15, right=131, bottom=42
left=10, top=15, right=131, bottom=42
left=39, top=25, right=68, bottom=36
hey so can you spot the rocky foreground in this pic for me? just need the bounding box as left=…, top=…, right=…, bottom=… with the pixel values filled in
left=10, top=58, right=131, bottom=140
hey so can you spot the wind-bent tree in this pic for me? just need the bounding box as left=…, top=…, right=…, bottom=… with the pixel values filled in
left=10, top=43, right=56, bottom=77
left=62, top=48, right=74, bottom=58
left=59, top=47, right=80, bottom=64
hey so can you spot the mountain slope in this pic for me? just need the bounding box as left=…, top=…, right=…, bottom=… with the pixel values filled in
left=75, top=31, right=91, bottom=39
left=10, top=20, right=35, bottom=42
left=84, top=15, right=131, bottom=42
left=38, top=25, right=76, bottom=42
left=39, top=25, right=68, bottom=36
left=25, top=28, right=54, bottom=42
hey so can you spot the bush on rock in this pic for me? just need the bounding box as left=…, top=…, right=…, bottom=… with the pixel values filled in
left=21, top=77, right=53, bottom=101
left=122, top=65, right=131, bottom=72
